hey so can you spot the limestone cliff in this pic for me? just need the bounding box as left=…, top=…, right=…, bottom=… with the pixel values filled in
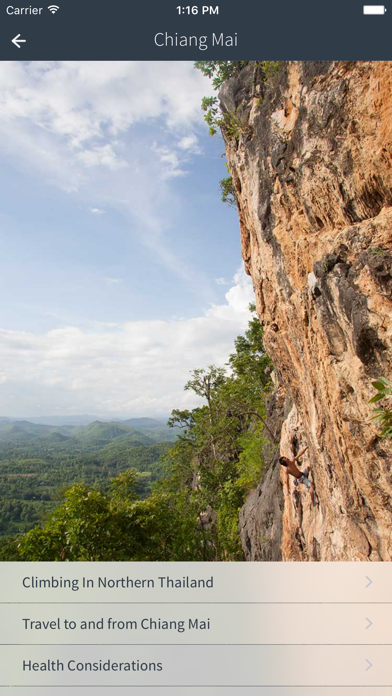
left=221, top=61, right=392, bottom=561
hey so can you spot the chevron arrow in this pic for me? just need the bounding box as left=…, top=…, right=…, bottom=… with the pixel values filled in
left=365, top=576, right=373, bottom=588
left=365, top=659, right=372, bottom=671
left=365, top=618, right=373, bottom=630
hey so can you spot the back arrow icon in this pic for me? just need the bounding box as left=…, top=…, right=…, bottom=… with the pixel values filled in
left=365, top=659, right=372, bottom=671
left=365, top=618, right=373, bottom=630
left=12, top=34, right=27, bottom=48
left=365, top=576, right=372, bottom=588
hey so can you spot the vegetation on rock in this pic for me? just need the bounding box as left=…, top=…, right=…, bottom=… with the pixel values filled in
left=195, top=61, right=280, bottom=206
left=370, top=378, right=392, bottom=440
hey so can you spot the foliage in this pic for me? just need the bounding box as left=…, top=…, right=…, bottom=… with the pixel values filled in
left=229, top=304, right=271, bottom=388
left=200, top=97, right=250, bottom=139
left=237, top=423, right=269, bottom=491
left=0, top=469, right=183, bottom=562
left=219, top=176, right=236, bottom=207
left=196, top=61, right=281, bottom=139
left=0, top=438, right=172, bottom=537
left=196, top=61, right=281, bottom=212
left=194, top=61, right=249, bottom=90
left=369, top=246, right=388, bottom=257
left=0, top=308, right=274, bottom=562
left=201, top=96, right=221, bottom=137
left=261, top=60, right=282, bottom=80
left=369, top=377, right=392, bottom=439
left=161, top=306, right=273, bottom=560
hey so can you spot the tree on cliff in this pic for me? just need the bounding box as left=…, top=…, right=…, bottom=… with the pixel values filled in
left=162, top=305, right=273, bottom=560
left=195, top=61, right=281, bottom=206
left=195, top=60, right=281, bottom=135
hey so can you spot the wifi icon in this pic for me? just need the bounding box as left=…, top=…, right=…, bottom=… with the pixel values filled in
left=48, top=4, right=59, bottom=13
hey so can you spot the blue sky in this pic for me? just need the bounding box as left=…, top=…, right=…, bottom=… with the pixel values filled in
left=0, top=61, right=254, bottom=418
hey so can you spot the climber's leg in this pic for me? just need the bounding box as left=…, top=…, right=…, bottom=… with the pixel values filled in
left=300, top=471, right=318, bottom=507
left=302, top=476, right=311, bottom=489
left=304, top=478, right=317, bottom=507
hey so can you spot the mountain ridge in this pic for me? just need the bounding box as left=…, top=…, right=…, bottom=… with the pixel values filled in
left=0, top=414, right=168, bottom=427
left=0, top=418, right=177, bottom=445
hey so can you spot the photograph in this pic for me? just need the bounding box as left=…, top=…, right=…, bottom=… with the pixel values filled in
left=0, top=60, right=391, bottom=563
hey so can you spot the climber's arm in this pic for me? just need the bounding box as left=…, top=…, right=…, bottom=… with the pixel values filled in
left=284, top=468, right=290, bottom=496
left=294, top=446, right=308, bottom=461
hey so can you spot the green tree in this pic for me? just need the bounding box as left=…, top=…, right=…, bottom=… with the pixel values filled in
left=196, top=61, right=280, bottom=210
left=9, top=471, right=175, bottom=561
left=194, top=61, right=247, bottom=90
left=195, top=60, right=281, bottom=138
left=220, top=176, right=236, bottom=207
left=162, top=307, right=273, bottom=560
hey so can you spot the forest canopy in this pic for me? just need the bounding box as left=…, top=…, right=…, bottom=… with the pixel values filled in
left=0, top=307, right=274, bottom=562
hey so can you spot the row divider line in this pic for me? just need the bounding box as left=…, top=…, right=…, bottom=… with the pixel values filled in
left=0, top=602, right=389, bottom=605
left=1, top=643, right=391, bottom=646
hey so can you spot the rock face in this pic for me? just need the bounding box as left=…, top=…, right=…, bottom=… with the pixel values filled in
left=239, top=386, right=287, bottom=561
left=221, top=61, right=392, bottom=561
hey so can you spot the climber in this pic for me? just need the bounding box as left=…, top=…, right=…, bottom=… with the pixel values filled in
left=279, top=446, right=317, bottom=506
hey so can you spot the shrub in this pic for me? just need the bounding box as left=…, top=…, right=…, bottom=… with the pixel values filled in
left=369, top=377, right=392, bottom=439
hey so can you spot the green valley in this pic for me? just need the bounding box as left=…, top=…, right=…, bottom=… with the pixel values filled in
left=0, top=307, right=274, bottom=561
left=0, top=418, right=176, bottom=537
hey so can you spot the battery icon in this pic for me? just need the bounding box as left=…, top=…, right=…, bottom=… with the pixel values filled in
left=363, top=5, right=387, bottom=12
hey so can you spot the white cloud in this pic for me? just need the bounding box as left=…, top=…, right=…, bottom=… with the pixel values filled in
left=215, top=277, right=229, bottom=286
left=0, top=269, right=254, bottom=417
left=0, top=62, right=210, bottom=144
left=90, top=207, right=105, bottom=214
left=104, top=277, right=123, bottom=285
left=0, top=61, right=213, bottom=281
left=151, top=142, right=186, bottom=179
left=78, top=144, right=128, bottom=171
left=178, top=134, right=201, bottom=154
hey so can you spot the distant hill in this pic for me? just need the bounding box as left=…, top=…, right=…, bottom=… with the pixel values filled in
left=70, top=421, right=155, bottom=447
left=44, top=431, right=72, bottom=443
left=0, top=420, right=55, bottom=442
left=0, top=414, right=108, bottom=427
left=123, top=418, right=164, bottom=429
left=122, top=418, right=178, bottom=441
left=0, top=416, right=178, bottom=445
left=0, top=414, right=169, bottom=427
